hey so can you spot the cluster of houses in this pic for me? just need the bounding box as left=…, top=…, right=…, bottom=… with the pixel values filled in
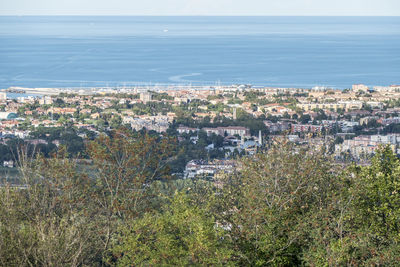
left=184, top=159, right=236, bottom=179
left=335, top=134, right=400, bottom=160
left=123, top=114, right=173, bottom=132
left=1, top=83, right=400, bottom=174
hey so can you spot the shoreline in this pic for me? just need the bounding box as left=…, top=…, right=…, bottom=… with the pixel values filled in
left=1, top=83, right=398, bottom=96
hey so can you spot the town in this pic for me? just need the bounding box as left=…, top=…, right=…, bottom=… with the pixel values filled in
left=1, top=83, right=400, bottom=178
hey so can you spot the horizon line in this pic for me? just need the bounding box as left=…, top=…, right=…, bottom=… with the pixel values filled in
left=1, top=14, right=400, bottom=17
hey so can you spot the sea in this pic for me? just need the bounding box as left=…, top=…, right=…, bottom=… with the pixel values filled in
left=0, top=16, right=399, bottom=89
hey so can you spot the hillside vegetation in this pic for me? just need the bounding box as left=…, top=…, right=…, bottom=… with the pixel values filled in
left=1, top=130, right=400, bottom=266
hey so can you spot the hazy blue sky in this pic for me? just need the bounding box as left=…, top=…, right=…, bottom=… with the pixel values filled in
left=1, top=0, right=399, bottom=16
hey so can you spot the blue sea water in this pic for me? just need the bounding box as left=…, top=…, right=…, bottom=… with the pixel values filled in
left=0, top=16, right=399, bottom=89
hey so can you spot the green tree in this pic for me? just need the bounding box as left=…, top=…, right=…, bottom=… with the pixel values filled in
left=349, top=146, right=400, bottom=264
left=213, top=141, right=338, bottom=266
left=0, top=148, right=101, bottom=266
left=110, top=192, right=233, bottom=266
left=86, top=129, right=176, bottom=256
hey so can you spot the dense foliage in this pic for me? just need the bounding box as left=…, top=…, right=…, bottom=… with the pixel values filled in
left=1, top=132, right=400, bottom=266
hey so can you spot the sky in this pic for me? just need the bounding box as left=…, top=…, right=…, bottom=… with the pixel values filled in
left=1, top=0, right=399, bottom=16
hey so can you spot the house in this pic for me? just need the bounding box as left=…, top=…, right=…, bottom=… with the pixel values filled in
left=291, top=124, right=323, bottom=133
left=201, top=126, right=251, bottom=138
left=177, top=126, right=198, bottom=134
left=184, top=159, right=235, bottom=179
left=3, top=160, right=14, bottom=168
